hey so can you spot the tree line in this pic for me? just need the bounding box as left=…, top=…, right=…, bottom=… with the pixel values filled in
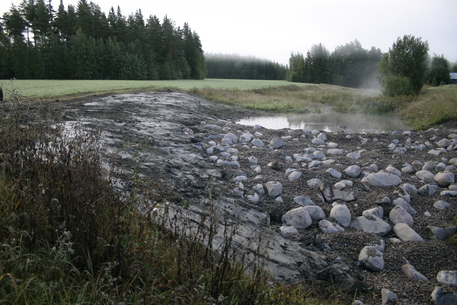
left=287, top=40, right=383, bottom=88
left=205, top=54, right=287, bottom=80
left=288, top=37, right=456, bottom=94
left=0, top=0, right=206, bottom=80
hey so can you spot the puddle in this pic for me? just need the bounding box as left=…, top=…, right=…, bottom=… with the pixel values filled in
left=237, top=108, right=408, bottom=133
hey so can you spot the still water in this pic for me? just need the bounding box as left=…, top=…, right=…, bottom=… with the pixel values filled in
left=237, top=108, right=408, bottom=133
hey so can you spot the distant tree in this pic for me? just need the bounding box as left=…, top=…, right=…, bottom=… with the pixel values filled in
left=309, top=43, right=330, bottom=83
left=3, top=6, right=28, bottom=42
left=206, top=54, right=286, bottom=80
left=427, top=55, right=451, bottom=86
left=378, top=35, right=429, bottom=95
left=287, top=52, right=305, bottom=82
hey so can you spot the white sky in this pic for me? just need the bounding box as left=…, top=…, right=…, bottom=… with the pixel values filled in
left=1, top=0, right=456, bottom=65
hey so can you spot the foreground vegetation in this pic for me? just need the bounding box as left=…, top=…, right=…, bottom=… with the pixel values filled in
left=0, top=91, right=344, bottom=304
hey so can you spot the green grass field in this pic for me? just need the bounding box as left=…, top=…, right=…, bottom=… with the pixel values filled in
left=0, top=79, right=313, bottom=99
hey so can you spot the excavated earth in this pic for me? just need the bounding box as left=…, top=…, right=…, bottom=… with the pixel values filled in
left=56, top=91, right=457, bottom=305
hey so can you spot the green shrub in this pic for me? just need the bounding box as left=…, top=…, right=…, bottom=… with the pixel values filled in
left=382, top=75, right=413, bottom=96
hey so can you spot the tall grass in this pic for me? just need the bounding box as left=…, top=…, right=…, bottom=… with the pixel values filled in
left=397, top=88, right=457, bottom=129
left=0, top=91, right=342, bottom=304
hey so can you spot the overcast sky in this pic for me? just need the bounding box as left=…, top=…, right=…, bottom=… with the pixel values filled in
left=1, top=0, right=456, bottom=65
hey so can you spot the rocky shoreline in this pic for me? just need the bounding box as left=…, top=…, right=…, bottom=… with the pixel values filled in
left=59, top=91, right=457, bottom=305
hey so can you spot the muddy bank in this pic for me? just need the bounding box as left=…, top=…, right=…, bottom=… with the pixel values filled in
left=57, top=91, right=457, bottom=304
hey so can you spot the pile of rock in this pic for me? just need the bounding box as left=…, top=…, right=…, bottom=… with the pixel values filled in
left=200, top=122, right=457, bottom=304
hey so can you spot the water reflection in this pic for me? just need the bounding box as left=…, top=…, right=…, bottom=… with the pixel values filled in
left=237, top=108, right=408, bottom=133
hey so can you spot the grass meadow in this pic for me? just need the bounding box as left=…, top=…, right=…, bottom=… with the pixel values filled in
left=2, top=78, right=455, bottom=129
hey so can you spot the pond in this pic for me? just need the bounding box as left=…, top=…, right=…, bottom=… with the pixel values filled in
left=237, top=107, right=408, bottom=133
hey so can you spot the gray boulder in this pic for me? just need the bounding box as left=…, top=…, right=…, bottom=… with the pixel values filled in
left=389, top=205, right=414, bottom=226
left=434, top=172, right=455, bottom=187
left=416, top=170, right=435, bottom=183
left=402, top=263, right=428, bottom=281
left=352, top=215, right=391, bottom=236
left=270, top=138, right=283, bottom=149
left=319, top=219, right=344, bottom=234
left=361, top=173, right=402, bottom=186
left=358, top=246, right=384, bottom=271
left=344, top=165, right=361, bottom=178
left=393, top=197, right=417, bottom=215
left=431, top=287, right=457, bottom=305
left=265, top=181, right=282, bottom=198
left=428, top=226, right=457, bottom=240
left=303, top=205, right=326, bottom=221
left=282, top=207, right=312, bottom=229
left=393, top=223, right=424, bottom=242
left=330, top=203, right=352, bottom=227
left=437, top=270, right=457, bottom=286
left=418, top=184, right=438, bottom=196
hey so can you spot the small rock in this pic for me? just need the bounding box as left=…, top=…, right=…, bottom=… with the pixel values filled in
left=330, top=203, right=352, bottom=227
left=294, top=196, right=315, bottom=206
left=431, top=286, right=457, bottom=305
left=393, top=223, right=423, bottom=242
left=319, top=219, right=344, bottom=234
left=416, top=170, right=436, bottom=183
left=303, top=205, right=326, bottom=221
left=362, top=206, right=384, bottom=219
left=251, top=138, right=264, bottom=147
left=352, top=215, right=391, bottom=236
left=288, top=171, right=302, bottom=181
left=393, top=197, right=417, bottom=215
left=400, top=183, right=418, bottom=194
left=326, top=168, right=342, bottom=179
left=252, top=183, right=265, bottom=195
left=307, top=178, right=323, bottom=188
left=434, top=200, right=450, bottom=210
left=362, top=173, right=402, bottom=186
left=264, top=181, right=282, bottom=198
left=282, top=207, right=312, bottom=229
left=437, top=138, right=452, bottom=148
left=418, top=184, right=438, bottom=196
left=358, top=246, right=384, bottom=271
left=222, top=132, right=238, bottom=144
left=327, top=148, right=343, bottom=155
left=402, top=263, right=428, bottom=281
left=437, top=270, right=457, bottom=286
left=279, top=225, right=299, bottom=235
left=270, top=138, right=283, bottom=149
left=240, top=132, right=254, bottom=143
left=428, top=226, right=457, bottom=240
left=381, top=288, right=398, bottom=305
left=346, top=151, right=362, bottom=159
left=248, top=156, right=258, bottom=165
left=389, top=205, right=414, bottom=226
left=423, top=161, right=438, bottom=171
left=434, top=172, right=455, bottom=187
left=247, top=193, right=260, bottom=203
left=440, top=190, right=457, bottom=197
left=386, top=164, right=402, bottom=177
left=344, top=165, right=361, bottom=178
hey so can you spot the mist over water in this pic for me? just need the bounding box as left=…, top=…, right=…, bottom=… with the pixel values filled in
left=237, top=107, right=408, bottom=133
